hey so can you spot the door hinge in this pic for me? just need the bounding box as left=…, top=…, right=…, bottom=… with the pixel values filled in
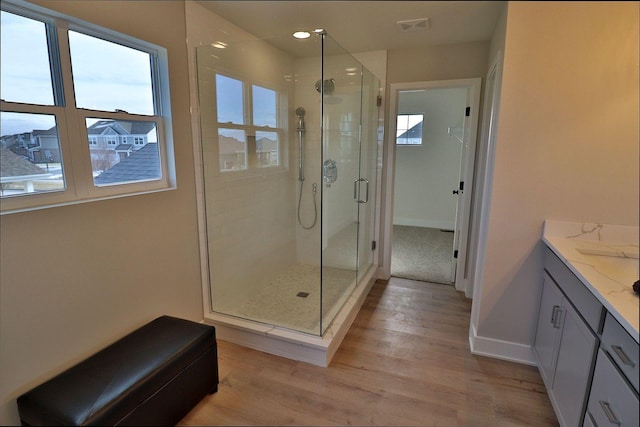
left=454, top=250, right=458, bottom=259
left=371, top=240, right=377, bottom=251
left=377, top=95, right=382, bottom=107
left=465, top=106, right=471, bottom=116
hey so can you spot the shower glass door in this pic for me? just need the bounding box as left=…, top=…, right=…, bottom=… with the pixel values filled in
left=319, top=35, right=372, bottom=334
left=357, top=66, right=380, bottom=284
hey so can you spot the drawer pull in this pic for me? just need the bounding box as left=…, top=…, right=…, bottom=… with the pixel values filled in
left=599, top=401, right=622, bottom=425
left=551, top=305, right=562, bottom=328
left=550, top=305, right=558, bottom=325
left=611, top=344, right=636, bottom=368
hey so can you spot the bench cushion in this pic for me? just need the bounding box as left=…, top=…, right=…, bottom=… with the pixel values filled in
left=17, top=316, right=218, bottom=426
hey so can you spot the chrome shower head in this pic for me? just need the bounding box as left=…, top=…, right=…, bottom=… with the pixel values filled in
left=315, top=78, right=335, bottom=95
left=296, top=107, right=306, bottom=117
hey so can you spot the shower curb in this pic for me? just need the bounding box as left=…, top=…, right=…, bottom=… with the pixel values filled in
left=203, top=267, right=378, bottom=367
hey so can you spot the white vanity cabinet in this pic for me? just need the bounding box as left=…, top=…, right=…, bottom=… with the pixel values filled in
left=534, top=247, right=603, bottom=427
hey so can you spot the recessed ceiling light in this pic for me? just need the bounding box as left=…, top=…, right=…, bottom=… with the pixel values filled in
left=211, top=41, right=227, bottom=49
left=293, top=31, right=311, bottom=39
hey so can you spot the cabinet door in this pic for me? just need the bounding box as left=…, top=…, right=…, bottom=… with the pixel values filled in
left=552, top=299, right=598, bottom=427
left=587, top=348, right=639, bottom=427
left=534, top=273, right=564, bottom=386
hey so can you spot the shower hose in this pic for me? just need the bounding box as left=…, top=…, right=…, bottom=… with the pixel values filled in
left=297, top=181, right=317, bottom=230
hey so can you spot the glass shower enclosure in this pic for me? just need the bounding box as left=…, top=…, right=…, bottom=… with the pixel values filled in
left=195, top=31, right=379, bottom=336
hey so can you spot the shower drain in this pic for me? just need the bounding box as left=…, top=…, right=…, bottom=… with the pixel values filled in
left=296, top=291, right=310, bottom=298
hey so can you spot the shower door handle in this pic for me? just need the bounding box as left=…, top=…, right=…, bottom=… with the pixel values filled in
left=354, top=178, right=369, bottom=203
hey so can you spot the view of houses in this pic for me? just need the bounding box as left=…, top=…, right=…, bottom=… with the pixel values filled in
left=0, top=119, right=159, bottom=194
left=218, top=132, right=279, bottom=171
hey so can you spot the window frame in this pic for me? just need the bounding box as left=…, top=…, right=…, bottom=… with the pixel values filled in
left=0, top=0, right=175, bottom=214
left=395, top=113, right=424, bottom=146
left=213, top=71, right=284, bottom=174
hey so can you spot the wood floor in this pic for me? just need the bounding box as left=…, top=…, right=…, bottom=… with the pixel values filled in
left=179, top=277, right=559, bottom=426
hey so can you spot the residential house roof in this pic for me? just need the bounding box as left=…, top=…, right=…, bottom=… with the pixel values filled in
left=87, top=120, right=155, bottom=136
left=218, top=135, right=277, bottom=155
left=0, top=147, right=49, bottom=179
left=93, top=143, right=160, bottom=185
left=397, top=121, right=423, bottom=139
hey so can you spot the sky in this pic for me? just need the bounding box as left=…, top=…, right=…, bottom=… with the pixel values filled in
left=1, top=10, right=153, bottom=137
left=1, top=9, right=278, bottom=139
left=216, top=73, right=277, bottom=128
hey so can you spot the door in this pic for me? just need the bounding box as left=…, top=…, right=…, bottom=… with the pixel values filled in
left=451, top=82, right=481, bottom=289
left=356, top=66, right=380, bottom=283
left=384, top=78, right=481, bottom=291
left=320, top=35, right=381, bottom=334
left=552, top=299, right=598, bottom=427
left=533, top=272, right=564, bottom=387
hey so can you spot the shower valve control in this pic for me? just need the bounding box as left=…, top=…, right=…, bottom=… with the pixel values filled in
left=323, top=159, right=338, bottom=184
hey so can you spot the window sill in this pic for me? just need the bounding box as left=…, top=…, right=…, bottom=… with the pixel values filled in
left=0, top=185, right=176, bottom=215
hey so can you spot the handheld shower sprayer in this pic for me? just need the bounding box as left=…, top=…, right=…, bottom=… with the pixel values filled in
left=296, top=107, right=306, bottom=182
left=295, top=106, right=317, bottom=229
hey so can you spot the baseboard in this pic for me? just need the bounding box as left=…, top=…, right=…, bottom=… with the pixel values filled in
left=469, top=324, right=536, bottom=366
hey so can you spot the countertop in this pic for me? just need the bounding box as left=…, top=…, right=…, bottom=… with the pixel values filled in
left=542, top=220, right=639, bottom=343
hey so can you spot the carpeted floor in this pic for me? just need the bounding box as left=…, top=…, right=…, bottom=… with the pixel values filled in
left=391, top=225, right=454, bottom=285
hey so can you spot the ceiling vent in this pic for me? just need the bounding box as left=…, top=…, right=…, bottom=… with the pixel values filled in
left=396, top=18, right=430, bottom=32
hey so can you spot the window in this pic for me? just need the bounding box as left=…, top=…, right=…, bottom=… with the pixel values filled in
left=0, top=1, right=174, bottom=213
left=396, top=114, right=424, bottom=145
left=215, top=74, right=281, bottom=172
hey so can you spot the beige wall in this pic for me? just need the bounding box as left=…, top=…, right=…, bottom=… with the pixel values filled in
left=475, top=1, right=639, bottom=352
left=387, top=41, right=491, bottom=84
left=0, top=1, right=202, bottom=424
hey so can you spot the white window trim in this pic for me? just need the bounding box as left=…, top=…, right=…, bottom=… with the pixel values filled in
left=395, top=113, right=424, bottom=146
left=1, top=0, right=176, bottom=215
left=213, top=71, right=285, bottom=176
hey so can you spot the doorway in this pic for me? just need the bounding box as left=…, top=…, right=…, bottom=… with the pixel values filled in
left=382, top=78, right=481, bottom=293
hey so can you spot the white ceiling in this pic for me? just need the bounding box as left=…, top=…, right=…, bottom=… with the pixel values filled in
left=196, top=1, right=505, bottom=54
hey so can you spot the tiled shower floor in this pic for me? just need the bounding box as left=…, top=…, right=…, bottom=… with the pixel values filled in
left=214, top=264, right=356, bottom=335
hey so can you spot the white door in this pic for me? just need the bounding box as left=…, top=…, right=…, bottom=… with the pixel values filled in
left=383, top=78, right=481, bottom=292
left=452, top=81, right=482, bottom=292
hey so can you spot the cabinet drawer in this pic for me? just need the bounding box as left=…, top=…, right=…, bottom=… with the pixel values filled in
left=586, top=349, right=639, bottom=427
left=544, top=247, right=604, bottom=333
left=601, top=312, right=639, bottom=393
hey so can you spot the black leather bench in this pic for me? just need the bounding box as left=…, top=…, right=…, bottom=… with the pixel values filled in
left=17, top=315, right=219, bottom=426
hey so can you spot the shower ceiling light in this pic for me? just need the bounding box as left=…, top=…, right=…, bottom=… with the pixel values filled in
left=293, top=31, right=311, bottom=39
left=211, top=41, right=227, bottom=49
